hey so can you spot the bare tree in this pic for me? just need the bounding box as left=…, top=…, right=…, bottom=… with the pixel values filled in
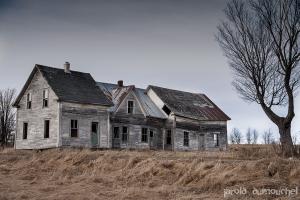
left=230, top=128, right=242, bottom=144
left=217, top=0, right=300, bottom=156
left=0, top=89, right=16, bottom=147
left=252, top=129, right=259, bottom=144
left=262, top=129, right=274, bottom=144
left=246, top=128, right=252, bottom=144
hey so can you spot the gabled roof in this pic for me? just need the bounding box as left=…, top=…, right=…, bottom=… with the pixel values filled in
left=147, top=85, right=231, bottom=121
left=14, top=65, right=113, bottom=107
left=97, top=82, right=167, bottom=119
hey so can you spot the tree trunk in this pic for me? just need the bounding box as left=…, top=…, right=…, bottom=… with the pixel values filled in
left=278, top=123, right=294, bottom=157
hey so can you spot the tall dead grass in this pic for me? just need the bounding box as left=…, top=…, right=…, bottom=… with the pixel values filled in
left=0, top=146, right=299, bottom=200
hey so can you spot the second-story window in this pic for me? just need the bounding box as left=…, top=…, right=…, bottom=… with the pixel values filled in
left=26, top=93, right=32, bottom=109
left=127, top=100, right=134, bottom=114
left=43, top=89, right=49, bottom=108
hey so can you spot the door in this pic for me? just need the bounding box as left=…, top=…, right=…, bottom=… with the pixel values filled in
left=91, top=122, right=99, bottom=148
left=112, top=127, right=120, bottom=148
left=198, top=134, right=205, bottom=150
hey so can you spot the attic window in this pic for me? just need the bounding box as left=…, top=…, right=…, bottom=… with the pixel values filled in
left=26, top=93, right=32, bottom=109
left=162, top=105, right=171, bottom=116
left=43, top=89, right=49, bottom=108
left=127, top=100, right=134, bottom=114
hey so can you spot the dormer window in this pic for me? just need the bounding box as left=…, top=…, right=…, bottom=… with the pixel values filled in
left=43, top=89, right=49, bottom=108
left=127, top=100, right=134, bottom=114
left=162, top=105, right=171, bottom=116
left=26, top=93, right=32, bottom=109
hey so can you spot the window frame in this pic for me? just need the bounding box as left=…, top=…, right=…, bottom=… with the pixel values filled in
left=26, top=93, right=32, bottom=109
left=183, top=131, right=189, bottom=147
left=44, top=120, right=50, bottom=139
left=43, top=89, right=49, bottom=108
left=213, top=133, right=219, bottom=147
left=127, top=100, right=134, bottom=114
left=113, top=127, right=120, bottom=139
left=23, top=122, right=28, bottom=140
left=141, top=127, right=148, bottom=143
left=122, top=126, right=128, bottom=143
left=166, top=130, right=172, bottom=145
left=70, top=119, right=78, bottom=138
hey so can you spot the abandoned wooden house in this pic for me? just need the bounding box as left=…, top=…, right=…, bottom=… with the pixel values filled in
left=13, top=63, right=230, bottom=151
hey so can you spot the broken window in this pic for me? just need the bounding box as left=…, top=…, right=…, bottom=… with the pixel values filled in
left=71, top=120, right=78, bottom=137
left=43, top=89, right=49, bottom=108
left=162, top=105, right=171, bottom=116
left=113, top=127, right=120, bottom=139
left=149, top=129, right=154, bottom=138
left=23, top=122, right=28, bottom=139
left=141, top=128, right=148, bottom=143
left=44, top=120, right=50, bottom=138
left=183, top=131, right=189, bottom=147
left=166, top=130, right=172, bottom=145
left=122, top=126, right=128, bottom=143
left=26, top=93, right=32, bottom=109
left=127, top=100, right=134, bottom=114
left=214, top=133, right=219, bottom=147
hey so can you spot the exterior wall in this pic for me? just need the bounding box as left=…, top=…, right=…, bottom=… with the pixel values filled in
left=116, top=92, right=144, bottom=116
left=60, top=102, right=110, bottom=148
left=15, top=70, right=59, bottom=149
left=174, top=116, right=228, bottom=151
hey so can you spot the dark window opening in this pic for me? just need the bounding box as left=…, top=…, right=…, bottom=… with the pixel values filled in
left=44, top=120, right=50, bottom=138
left=71, top=120, right=78, bottom=137
left=23, top=123, right=28, bottom=140
left=92, top=122, right=98, bottom=133
left=162, top=105, right=171, bottom=116
left=122, top=126, right=128, bottom=143
left=214, top=133, right=219, bottom=147
left=113, top=127, right=120, bottom=139
left=141, top=128, right=148, bottom=143
left=166, top=130, right=172, bottom=145
left=150, top=129, right=154, bottom=138
left=183, top=131, right=189, bottom=147
left=127, top=101, right=134, bottom=114
left=27, top=93, right=32, bottom=109
left=43, top=89, right=49, bottom=108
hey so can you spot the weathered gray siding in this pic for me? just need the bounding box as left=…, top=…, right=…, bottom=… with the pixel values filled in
left=15, top=70, right=59, bottom=149
left=116, top=92, right=145, bottom=116
left=60, top=102, right=110, bottom=148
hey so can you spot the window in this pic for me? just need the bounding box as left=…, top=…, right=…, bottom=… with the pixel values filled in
left=27, top=93, right=32, bottom=109
left=23, top=123, right=28, bottom=139
left=141, top=128, right=148, bottom=143
left=71, top=120, right=78, bottom=137
left=149, top=129, right=154, bottom=138
left=162, top=105, right=171, bottom=116
left=127, top=100, right=134, bottom=114
left=214, top=133, right=219, bottom=147
left=43, top=89, right=49, bottom=108
left=113, top=127, right=120, bottom=139
left=166, top=130, right=172, bottom=145
left=122, top=127, right=128, bottom=143
left=183, top=131, right=189, bottom=147
left=92, top=122, right=98, bottom=133
left=44, top=120, right=50, bottom=138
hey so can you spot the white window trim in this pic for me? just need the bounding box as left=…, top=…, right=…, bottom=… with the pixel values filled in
left=70, top=119, right=79, bottom=138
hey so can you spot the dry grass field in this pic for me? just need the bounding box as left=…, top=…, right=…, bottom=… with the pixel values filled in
left=0, top=145, right=299, bottom=200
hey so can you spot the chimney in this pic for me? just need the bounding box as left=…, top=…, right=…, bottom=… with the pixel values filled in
left=117, top=80, right=124, bottom=87
left=64, top=62, right=70, bottom=73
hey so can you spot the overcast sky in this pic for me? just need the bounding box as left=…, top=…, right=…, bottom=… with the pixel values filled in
left=0, top=0, right=299, bottom=142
